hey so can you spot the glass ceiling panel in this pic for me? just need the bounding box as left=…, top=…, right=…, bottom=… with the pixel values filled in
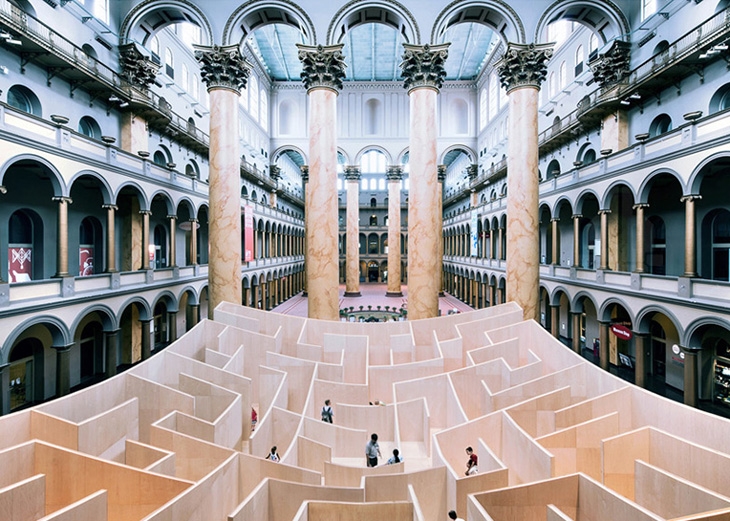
left=248, top=23, right=305, bottom=81
left=342, top=23, right=402, bottom=81
left=441, top=22, right=499, bottom=80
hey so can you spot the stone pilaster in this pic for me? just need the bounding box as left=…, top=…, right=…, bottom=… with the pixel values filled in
left=344, top=165, right=361, bottom=297
left=401, top=43, right=449, bottom=320
left=496, top=42, right=552, bottom=321
left=297, top=44, right=346, bottom=320
left=195, top=44, right=251, bottom=317
left=386, top=165, right=404, bottom=297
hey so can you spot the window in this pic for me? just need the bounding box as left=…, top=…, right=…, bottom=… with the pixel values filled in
left=7, top=85, right=41, bottom=116
left=548, top=71, right=557, bottom=98
left=709, top=83, right=730, bottom=114
left=148, top=35, right=160, bottom=62
left=642, top=0, right=657, bottom=20
left=165, top=48, right=174, bottom=78
left=361, top=150, right=386, bottom=173
left=182, top=63, right=189, bottom=90
left=575, top=45, right=584, bottom=76
left=260, top=89, right=268, bottom=131
left=153, top=151, right=167, bottom=166
left=191, top=74, right=200, bottom=100
left=712, top=210, right=730, bottom=281
left=90, top=0, right=108, bottom=24
left=488, top=74, right=498, bottom=121
left=589, top=33, right=599, bottom=60
left=647, top=216, right=666, bottom=275
left=365, top=98, right=382, bottom=135
left=479, top=88, right=487, bottom=130
left=559, top=61, right=567, bottom=90
left=249, top=75, right=259, bottom=122
left=78, top=116, right=101, bottom=139
left=649, top=114, right=672, bottom=137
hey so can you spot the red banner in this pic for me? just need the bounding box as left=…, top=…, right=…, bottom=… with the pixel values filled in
left=9, top=246, right=32, bottom=282
left=610, top=324, right=633, bottom=340
left=79, top=246, right=94, bottom=276
left=244, top=206, right=254, bottom=262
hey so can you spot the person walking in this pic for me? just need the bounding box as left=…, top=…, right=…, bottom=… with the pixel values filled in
left=321, top=399, right=333, bottom=423
left=365, top=433, right=382, bottom=467
left=266, top=446, right=280, bottom=462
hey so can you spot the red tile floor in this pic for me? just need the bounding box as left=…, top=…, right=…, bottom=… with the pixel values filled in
left=271, top=283, right=474, bottom=318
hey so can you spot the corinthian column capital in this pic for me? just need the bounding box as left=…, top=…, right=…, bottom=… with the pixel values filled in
left=194, top=44, right=251, bottom=94
left=496, top=42, right=553, bottom=93
left=344, top=165, right=361, bottom=181
left=400, top=43, right=450, bottom=93
left=296, top=44, right=347, bottom=92
left=119, top=42, right=160, bottom=90
left=386, top=165, right=403, bottom=181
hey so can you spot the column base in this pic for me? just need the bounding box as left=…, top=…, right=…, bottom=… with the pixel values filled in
left=438, top=291, right=445, bottom=297
left=385, top=291, right=403, bottom=297
left=343, top=292, right=361, bottom=297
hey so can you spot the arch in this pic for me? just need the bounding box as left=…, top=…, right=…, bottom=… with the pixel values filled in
left=328, top=0, right=420, bottom=45
left=149, top=190, right=176, bottom=215
left=68, top=304, right=117, bottom=337
left=648, top=113, right=672, bottom=137
left=7, top=84, right=42, bottom=117
left=114, top=181, right=151, bottom=211
left=2, top=315, right=70, bottom=361
left=439, top=145, right=476, bottom=165
left=120, top=0, right=214, bottom=49
left=570, top=290, right=598, bottom=313
left=635, top=304, right=683, bottom=336
left=0, top=154, right=66, bottom=196
left=355, top=145, right=392, bottom=166
left=535, top=0, right=630, bottom=46
left=549, top=286, right=573, bottom=307
left=709, top=82, right=730, bottom=115
left=598, top=297, right=635, bottom=324
left=432, top=1, right=525, bottom=45
left=117, top=296, right=153, bottom=322
left=688, top=151, right=730, bottom=195
left=68, top=170, right=114, bottom=205
left=685, top=316, right=730, bottom=348
left=601, top=180, right=636, bottom=209
left=273, top=145, right=308, bottom=166
left=636, top=168, right=684, bottom=205
left=151, top=290, right=179, bottom=312
left=574, top=188, right=603, bottom=214
left=552, top=196, right=575, bottom=219
left=224, top=0, right=316, bottom=45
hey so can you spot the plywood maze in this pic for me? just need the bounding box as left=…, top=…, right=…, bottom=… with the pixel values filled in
left=2, top=301, right=730, bottom=520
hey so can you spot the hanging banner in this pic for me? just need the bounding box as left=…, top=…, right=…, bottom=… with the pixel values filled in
left=79, top=246, right=94, bottom=276
left=9, top=246, right=32, bottom=282
left=471, top=211, right=479, bottom=256
left=244, top=205, right=254, bottom=262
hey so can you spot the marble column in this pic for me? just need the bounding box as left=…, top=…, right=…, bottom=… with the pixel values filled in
left=104, top=204, right=117, bottom=272
left=437, top=165, right=446, bottom=296
left=599, top=321, right=610, bottom=371
left=53, top=196, right=72, bottom=277
left=53, top=344, right=73, bottom=397
left=497, top=226, right=504, bottom=260
left=682, top=195, right=700, bottom=277
left=195, top=44, right=250, bottom=318
left=401, top=43, right=449, bottom=320
left=387, top=165, right=404, bottom=297
left=634, top=332, right=648, bottom=388
left=297, top=45, right=346, bottom=320
left=551, top=218, right=559, bottom=265
left=496, top=42, right=553, bottom=321
left=167, top=310, right=178, bottom=343
left=599, top=210, right=610, bottom=270
left=118, top=43, right=158, bottom=155
left=634, top=204, right=648, bottom=273
left=189, top=219, right=198, bottom=265
left=140, top=210, right=151, bottom=270
left=104, top=329, right=119, bottom=378
left=167, top=215, right=177, bottom=267
left=572, top=214, right=581, bottom=267
left=344, top=165, right=361, bottom=297
left=550, top=305, right=559, bottom=338
left=141, top=318, right=152, bottom=360
left=571, top=312, right=582, bottom=354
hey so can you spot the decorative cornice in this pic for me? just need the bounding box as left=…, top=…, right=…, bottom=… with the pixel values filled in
left=496, top=42, right=553, bottom=93
left=589, top=40, right=631, bottom=88
left=119, top=43, right=160, bottom=90
left=297, top=44, right=347, bottom=92
left=344, top=165, right=361, bottom=180
left=400, top=43, right=450, bottom=92
left=386, top=165, right=403, bottom=181
left=194, top=44, right=251, bottom=94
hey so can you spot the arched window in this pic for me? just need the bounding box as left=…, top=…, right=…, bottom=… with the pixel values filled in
left=249, top=75, right=259, bottom=122
left=164, top=47, right=174, bottom=78
left=582, top=148, right=596, bottom=164
left=260, top=88, right=268, bottom=131
left=191, top=74, right=199, bottom=100
left=181, top=63, right=189, bottom=90
left=370, top=215, right=378, bottom=226
left=548, top=71, right=557, bottom=98
left=7, top=85, right=41, bottom=116
left=370, top=197, right=377, bottom=208
left=78, top=116, right=101, bottom=138
left=649, top=114, right=672, bottom=137
left=148, top=35, right=160, bottom=60
left=361, top=150, right=386, bottom=173
left=9, top=209, right=39, bottom=282
left=153, top=151, right=167, bottom=166
left=589, top=33, right=599, bottom=59
left=79, top=216, right=101, bottom=276
left=559, top=61, right=567, bottom=90
left=709, top=83, right=730, bottom=114
left=575, top=45, right=584, bottom=76
left=479, top=88, right=487, bottom=130
left=488, top=74, right=498, bottom=121
left=153, top=225, right=167, bottom=268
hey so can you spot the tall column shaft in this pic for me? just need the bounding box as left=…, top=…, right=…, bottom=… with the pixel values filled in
left=572, top=312, right=582, bottom=353
left=54, top=197, right=71, bottom=277
left=168, top=215, right=177, bottom=267
left=505, top=87, right=540, bottom=320
left=105, top=329, right=119, bottom=378
left=387, top=169, right=403, bottom=297
left=306, top=88, right=340, bottom=319
left=682, top=347, right=700, bottom=407
left=635, top=332, right=647, bottom=388
left=141, top=210, right=150, bottom=270
left=141, top=319, right=151, bottom=360
left=54, top=345, right=72, bottom=397
left=190, top=219, right=198, bottom=265
left=683, top=195, right=699, bottom=277
left=551, top=218, right=559, bottom=265
left=573, top=215, right=581, bottom=267
left=599, top=321, right=610, bottom=371
left=208, top=88, right=242, bottom=315
left=105, top=205, right=117, bottom=272
left=345, top=171, right=361, bottom=297
left=634, top=204, right=646, bottom=273
left=599, top=210, right=609, bottom=270
left=407, top=87, right=440, bottom=320
left=550, top=305, right=559, bottom=338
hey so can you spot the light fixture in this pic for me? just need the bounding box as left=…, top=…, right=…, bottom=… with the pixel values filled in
left=5, top=38, right=21, bottom=45
left=629, top=93, right=641, bottom=99
left=118, top=101, right=129, bottom=108
left=620, top=99, right=631, bottom=105
left=0, top=31, right=10, bottom=39
left=108, top=95, right=120, bottom=102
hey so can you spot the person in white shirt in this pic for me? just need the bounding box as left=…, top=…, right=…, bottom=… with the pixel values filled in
left=448, top=510, right=464, bottom=521
left=386, top=448, right=403, bottom=465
